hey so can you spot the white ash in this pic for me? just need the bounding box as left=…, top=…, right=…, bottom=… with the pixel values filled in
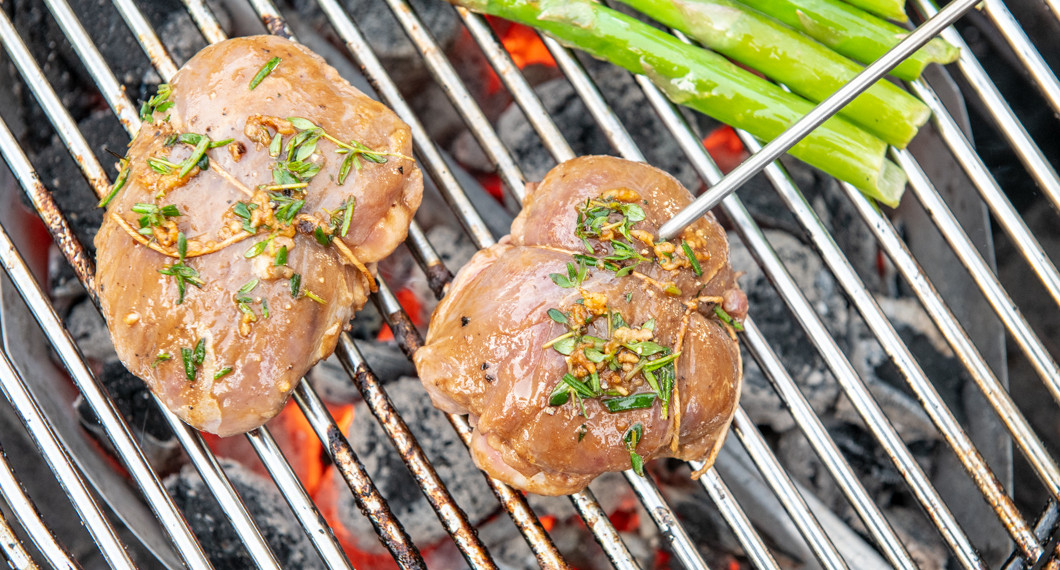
left=329, top=376, right=497, bottom=554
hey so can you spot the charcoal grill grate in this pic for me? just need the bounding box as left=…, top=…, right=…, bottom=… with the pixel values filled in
left=0, top=0, right=1058, bottom=567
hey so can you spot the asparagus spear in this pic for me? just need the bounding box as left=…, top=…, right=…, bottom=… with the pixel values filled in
left=840, top=0, right=908, bottom=22
left=615, top=0, right=928, bottom=148
left=736, top=0, right=959, bottom=81
left=453, top=0, right=907, bottom=206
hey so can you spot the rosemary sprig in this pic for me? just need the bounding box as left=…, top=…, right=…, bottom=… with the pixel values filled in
left=289, top=273, right=301, bottom=298
left=158, top=232, right=204, bottom=304
left=249, top=57, right=281, bottom=90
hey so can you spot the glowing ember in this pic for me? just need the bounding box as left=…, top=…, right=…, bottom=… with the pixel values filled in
left=702, top=125, right=748, bottom=174
left=492, top=18, right=556, bottom=69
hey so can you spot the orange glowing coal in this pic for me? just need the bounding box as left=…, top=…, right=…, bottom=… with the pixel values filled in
left=492, top=18, right=556, bottom=69
left=702, top=125, right=749, bottom=174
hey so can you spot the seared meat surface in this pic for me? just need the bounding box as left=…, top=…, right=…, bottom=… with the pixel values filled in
left=415, top=156, right=744, bottom=495
left=95, top=35, right=422, bottom=436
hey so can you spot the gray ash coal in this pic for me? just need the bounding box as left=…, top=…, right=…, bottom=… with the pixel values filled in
left=165, top=459, right=324, bottom=569
left=322, top=377, right=500, bottom=560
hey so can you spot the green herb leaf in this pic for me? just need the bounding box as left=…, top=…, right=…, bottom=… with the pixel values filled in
left=244, top=238, right=271, bottom=258
left=238, top=279, right=259, bottom=295
left=624, top=423, right=645, bottom=476
left=269, top=132, right=282, bottom=157
left=584, top=348, right=607, bottom=363
left=624, top=341, right=667, bottom=357
left=547, top=308, right=568, bottom=324
left=287, top=117, right=317, bottom=130
left=274, top=245, right=288, bottom=266
left=681, top=241, right=702, bottom=276
left=213, top=367, right=233, bottom=380
left=552, top=336, right=577, bottom=356
left=152, top=351, right=171, bottom=368
left=577, top=424, right=588, bottom=442
left=611, top=311, right=628, bottom=331
left=314, top=227, right=333, bottom=246
left=549, top=382, right=571, bottom=406
left=233, top=202, right=258, bottom=233
left=290, top=273, right=301, bottom=298
left=549, top=273, right=572, bottom=288
left=181, top=347, right=195, bottom=381
left=603, top=393, right=657, bottom=412
left=249, top=57, right=281, bottom=90
left=98, top=158, right=130, bottom=208
left=192, top=338, right=206, bottom=365
left=714, top=305, right=744, bottom=331
left=139, top=83, right=172, bottom=123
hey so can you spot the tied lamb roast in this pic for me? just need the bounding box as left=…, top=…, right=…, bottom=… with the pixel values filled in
left=415, top=156, right=745, bottom=495
left=95, top=35, right=422, bottom=436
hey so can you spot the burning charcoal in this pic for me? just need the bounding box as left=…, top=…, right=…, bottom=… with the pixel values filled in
left=165, top=459, right=324, bottom=569
left=324, top=377, right=496, bottom=557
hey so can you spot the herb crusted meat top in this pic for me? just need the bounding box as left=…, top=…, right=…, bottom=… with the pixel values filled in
left=94, top=35, right=422, bottom=436
left=415, top=156, right=745, bottom=495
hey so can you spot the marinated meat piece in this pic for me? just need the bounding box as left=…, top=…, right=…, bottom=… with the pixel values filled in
left=415, top=156, right=744, bottom=495
left=95, top=35, right=422, bottom=436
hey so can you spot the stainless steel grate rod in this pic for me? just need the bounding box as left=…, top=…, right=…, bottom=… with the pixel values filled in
left=981, top=0, right=1060, bottom=119
left=0, top=443, right=78, bottom=570
left=0, top=0, right=1056, bottom=565
left=914, top=0, right=1060, bottom=213
left=0, top=321, right=130, bottom=569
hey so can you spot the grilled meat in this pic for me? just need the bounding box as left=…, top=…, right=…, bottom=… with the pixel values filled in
left=415, top=156, right=744, bottom=495
left=95, top=35, right=422, bottom=436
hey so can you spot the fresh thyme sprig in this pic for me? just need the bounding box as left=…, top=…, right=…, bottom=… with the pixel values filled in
left=158, top=232, right=204, bottom=304
left=573, top=196, right=650, bottom=277
left=544, top=301, right=678, bottom=419
left=624, top=423, right=646, bottom=476
left=549, top=260, right=588, bottom=289
left=140, top=83, right=172, bottom=123
left=98, top=157, right=130, bottom=208
left=131, top=203, right=180, bottom=237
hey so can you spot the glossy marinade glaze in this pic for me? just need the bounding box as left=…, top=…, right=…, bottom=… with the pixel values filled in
left=416, top=156, right=744, bottom=495
left=95, top=35, right=422, bottom=436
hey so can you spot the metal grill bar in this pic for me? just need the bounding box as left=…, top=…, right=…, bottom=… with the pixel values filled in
left=0, top=444, right=77, bottom=570
left=693, top=468, right=780, bottom=570
left=732, top=133, right=1038, bottom=558
left=244, top=428, right=356, bottom=569
left=0, top=0, right=1056, bottom=565
left=0, top=509, right=36, bottom=570
left=913, top=0, right=1060, bottom=213
left=892, top=147, right=1060, bottom=404
left=981, top=0, right=1060, bottom=119
left=730, top=410, right=847, bottom=569
left=907, top=78, right=1060, bottom=382
left=835, top=176, right=1060, bottom=497
left=0, top=345, right=128, bottom=569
